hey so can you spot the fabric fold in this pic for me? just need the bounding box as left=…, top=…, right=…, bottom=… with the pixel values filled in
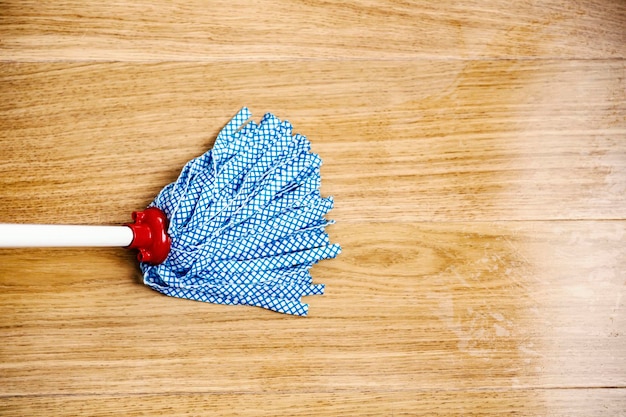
left=141, top=108, right=340, bottom=316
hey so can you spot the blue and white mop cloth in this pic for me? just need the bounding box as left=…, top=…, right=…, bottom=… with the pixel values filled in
left=141, top=108, right=341, bottom=316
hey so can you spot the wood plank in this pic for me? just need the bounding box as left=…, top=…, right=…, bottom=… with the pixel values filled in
left=1, top=61, right=624, bottom=223
left=2, top=389, right=626, bottom=416
left=0, top=0, right=624, bottom=61
left=2, top=0, right=624, bottom=415
left=1, top=222, right=624, bottom=397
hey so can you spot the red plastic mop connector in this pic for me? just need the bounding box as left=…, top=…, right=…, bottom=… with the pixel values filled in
left=126, top=207, right=171, bottom=265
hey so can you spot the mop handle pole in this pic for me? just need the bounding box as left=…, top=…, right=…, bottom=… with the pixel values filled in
left=0, top=224, right=134, bottom=247
left=0, top=208, right=170, bottom=264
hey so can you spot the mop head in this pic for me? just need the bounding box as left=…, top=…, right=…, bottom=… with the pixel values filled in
left=141, top=108, right=341, bottom=316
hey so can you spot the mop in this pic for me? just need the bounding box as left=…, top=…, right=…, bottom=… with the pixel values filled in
left=0, top=108, right=341, bottom=316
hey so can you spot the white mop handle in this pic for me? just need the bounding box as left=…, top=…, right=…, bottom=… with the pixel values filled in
left=0, top=224, right=134, bottom=248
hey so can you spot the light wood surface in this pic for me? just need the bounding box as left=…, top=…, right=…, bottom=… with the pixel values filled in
left=1, top=0, right=624, bottom=60
left=1, top=1, right=624, bottom=416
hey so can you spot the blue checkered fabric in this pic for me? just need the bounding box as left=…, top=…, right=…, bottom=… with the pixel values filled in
left=141, top=108, right=341, bottom=316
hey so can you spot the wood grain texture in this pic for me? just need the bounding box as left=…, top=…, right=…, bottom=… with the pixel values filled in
left=1, top=223, right=624, bottom=406
left=2, top=389, right=626, bottom=417
left=1, top=0, right=625, bottom=415
left=0, top=0, right=625, bottom=61
left=1, top=61, right=624, bottom=223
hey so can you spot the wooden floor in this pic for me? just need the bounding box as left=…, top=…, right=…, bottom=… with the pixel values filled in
left=1, top=1, right=625, bottom=415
